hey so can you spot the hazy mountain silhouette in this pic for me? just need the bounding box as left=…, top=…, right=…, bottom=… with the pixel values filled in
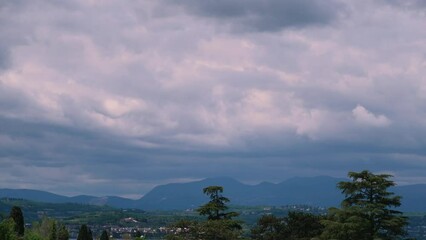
left=0, top=189, right=137, bottom=208
left=135, top=176, right=345, bottom=210
left=1, top=177, right=426, bottom=211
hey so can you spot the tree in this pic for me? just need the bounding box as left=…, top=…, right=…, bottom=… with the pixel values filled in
left=196, top=219, right=244, bottom=240
left=57, top=224, right=69, bottom=240
left=283, top=211, right=324, bottom=240
left=88, top=228, right=93, bottom=240
left=23, top=230, right=44, bottom=240
left=77, top=224, right=92, bottom=240
left=251, top=215, right=284, bottom=240
left=251, top=212, right=323, bottom=240
left=49, top=221, right=56, bottom=240
left=100, top=230, right=109, bottom=240
left=0, top=219, right=18, bottom=240
left=168, top=186, right=243, bottom=240
left=321, top=170, right=407, bottom=240
left=166, top=219, right=198, bottom=240
left=9, top=206, right=25, bottom=236
left=196, top=186, right=238, bottom=221
left=30, top=217, right=57, bottom=240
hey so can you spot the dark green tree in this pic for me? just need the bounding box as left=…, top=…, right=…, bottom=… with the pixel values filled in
left=196, top=186, right=238, bottom=221
left=57, top=224, right=69, bottom=240
left=49, top=221, right=56, bottom=240
left=77, top=224, right=92, bottom=240
left=168, top=186, right=242, bottom=240
left=196, top=219, right=243, bottom=240
left=100, top=230, right=109, bottom=240
left=251, top=212, right=323, bottom=240
left=251, top=215, right=284, bottom=240
left=321, top=170, right=407, bottom=240
left=88, top=227, right=93, bottom=240
left=283, top=211, right=324, bottom=240
left=9, top=206, right=24, bottom=236
left=321, top=206, right=369, bottom=240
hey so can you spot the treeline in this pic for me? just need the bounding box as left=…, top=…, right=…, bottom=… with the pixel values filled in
left=0, top=170, right=415, bottom=240
left=166, top=170, right=411, bottom=240
left=0, top=206, right=69, bottom=240
left=0, top=206, right=113, bottom=240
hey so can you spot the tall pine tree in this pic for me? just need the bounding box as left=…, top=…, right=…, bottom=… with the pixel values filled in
left=100, top=230, right=109, bottom=240
left=49, top=221, right=57, bottom=240
left=321, top=170, right=407, bottom=240
left=77, top=224, right=92, bottom=240
left=9, top=206, right=24, bottom=236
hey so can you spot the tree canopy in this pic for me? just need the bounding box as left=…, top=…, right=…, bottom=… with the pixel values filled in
left=77, top=224, right=93, bottom=240
left=100, top=230, right=109, bottom=240
left=57, top=224, right=69, bottom=240
left=251, top=212, right=323, bottom=240
left=321, top=170, right=407, bottom=240
left=0, top=218, right=18, bottom=240
left=196, top=186, right=238, bottom=221
left=9, top=206, right=25, bottom=236
left=168, top=186, right=242, bottom=240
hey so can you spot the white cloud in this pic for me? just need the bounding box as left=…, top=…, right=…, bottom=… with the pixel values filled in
left=1, top=0, right=426, bottom=195
left=352, top=105, right=391, bottom=127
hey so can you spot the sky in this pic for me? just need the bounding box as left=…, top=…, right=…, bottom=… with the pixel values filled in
left=1, top=0, right=426, bottom=199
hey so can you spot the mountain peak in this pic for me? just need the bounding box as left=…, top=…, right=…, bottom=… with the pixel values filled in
left=2, top=176, right=426, bottom=211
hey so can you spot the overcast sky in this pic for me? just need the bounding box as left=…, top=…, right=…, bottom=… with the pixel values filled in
left=1, top=0, right=426, bottom=198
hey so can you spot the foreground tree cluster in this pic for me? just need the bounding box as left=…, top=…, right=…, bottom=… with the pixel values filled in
left=0, top=206, right=69, bottom=240
left=167, top=170, right=409, bottom=240
left=166, top=186, right=243, bottom=240
left=0, top=170, right=411, bottom=240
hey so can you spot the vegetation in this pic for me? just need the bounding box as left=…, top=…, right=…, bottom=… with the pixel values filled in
left=0, top=218, right=17, bottom=240
left=57, top=225, right=69, bottom=240
left=0, top=210, right=69, bottom=240
left=166, top=170, right=409, bottom=240
left=196, top=186, right=239, bottom=221
left=0, top=170, right=416, bottom=239
left=100, top=229, right=109, bottom=240
left=321, top=170, right=407, bottom=240
left=10, top=206, right=25, bottom=236
left=251, top=211, right=323, bottom=240
left=23, top=217, right=69, bottom=240
left=167, top=186, right=243, bottom=240
left=77, top=224, right=92, bottom=240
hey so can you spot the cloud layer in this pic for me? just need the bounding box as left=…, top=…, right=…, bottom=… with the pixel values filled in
left=1, top=0, right=426, bottom=197
left=167, top=0, right=346, bottom=32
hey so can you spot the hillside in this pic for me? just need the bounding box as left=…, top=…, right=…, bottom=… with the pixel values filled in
left=1, top=176, right=426, bottom=211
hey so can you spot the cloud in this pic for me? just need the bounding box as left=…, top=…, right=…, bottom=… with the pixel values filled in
left=352, top=105, right=391, bottom=127
left=167, top=0, right=347, bottom=32
left=384, top=0, right=426, bottom=9
left=0, top=0, right=426, bottom=196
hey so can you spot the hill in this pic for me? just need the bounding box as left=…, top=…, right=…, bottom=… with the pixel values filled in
left=136, top=176, right=344, bottom=210
left=0, top=189, right=136, bottom=209
left=1, top=176, right=426, bottom=211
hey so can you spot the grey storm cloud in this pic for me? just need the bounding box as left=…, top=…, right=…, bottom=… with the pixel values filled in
left=168, top=0, right=347, bottom=32
left=0, top=47, right=11, bottom=70
left=0, top=0, right=426, bottom=197
left=385, top=0, right=426, bottom=9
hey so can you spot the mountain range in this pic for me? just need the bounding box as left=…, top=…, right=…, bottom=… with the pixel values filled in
left=1, top=176, right=425, bottom=212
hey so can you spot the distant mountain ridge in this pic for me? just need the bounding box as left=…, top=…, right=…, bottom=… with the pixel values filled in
left=137, top=176, right=346, bottom=210
left=0, top=189, right=137, bottom=209
left=1, top=176, right=426, bottom=211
